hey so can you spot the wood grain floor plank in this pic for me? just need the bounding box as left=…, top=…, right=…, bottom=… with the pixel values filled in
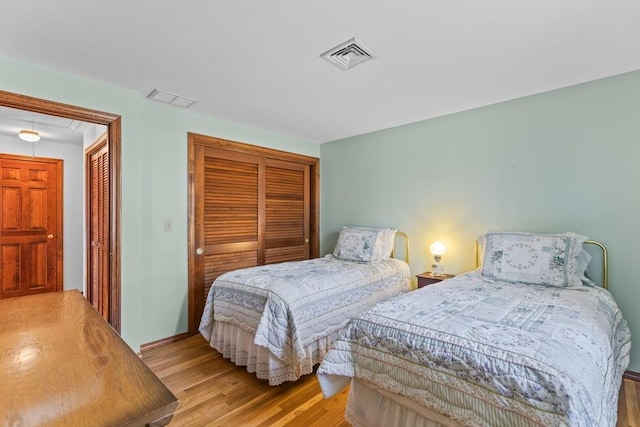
left=620, top=383, right=630, bottom=427
left=625, top=378, right=640, bottom=426
left=142, top=335, right=639, bottom=426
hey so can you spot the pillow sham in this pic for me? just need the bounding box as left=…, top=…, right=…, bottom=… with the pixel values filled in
left=332, top=227, right=398, bottom=262
left=576, top=249, right=596, bottom=286
left=479, top=230, right=588, bottom=287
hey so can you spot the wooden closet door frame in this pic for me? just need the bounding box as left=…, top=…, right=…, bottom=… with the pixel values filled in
left=187, top=132, right=320, bottom=335
left=0, top=90, right=123, bottom=333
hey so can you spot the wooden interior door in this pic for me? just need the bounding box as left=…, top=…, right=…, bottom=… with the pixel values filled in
left=265, top=159, right=310, bottom=263
left=86, top=134, right=110, bottom=321
left=188, top=133, right=319, bottom=334
left=0, top=154, right=63, bottom=298
left=197, top=146, right=261, bottom=315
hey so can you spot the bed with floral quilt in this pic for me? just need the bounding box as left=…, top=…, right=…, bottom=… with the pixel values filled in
left=199, top=227, right=411, bottom=385
left=317, top=231, right=631, bottom=427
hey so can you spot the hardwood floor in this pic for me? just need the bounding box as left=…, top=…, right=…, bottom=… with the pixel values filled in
left=142, top=335, right=349, bottom=427
left=620, top=375, right=640, bottom=427
left=142, top=335, right=640, bottom=426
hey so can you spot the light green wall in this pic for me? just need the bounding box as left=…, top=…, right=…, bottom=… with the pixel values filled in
left=3, top=54, right=638, bottom=372
left=320, top=71, right=640, bottom=372
left=0, top=55, right=320, bottom=351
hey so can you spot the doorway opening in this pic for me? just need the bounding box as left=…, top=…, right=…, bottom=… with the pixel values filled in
left=0, top=90, right=122, bottom=332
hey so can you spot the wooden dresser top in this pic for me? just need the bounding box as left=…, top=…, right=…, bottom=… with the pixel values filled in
left=0, top=290, right=178, bottom=426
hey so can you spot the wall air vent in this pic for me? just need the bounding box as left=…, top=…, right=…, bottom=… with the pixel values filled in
left=320, top=38, right=377, bottom=71
left=147, top=89, right=197, bottom=108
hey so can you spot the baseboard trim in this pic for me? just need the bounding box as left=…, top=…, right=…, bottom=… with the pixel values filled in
left=623, top=370, right=640, bottom=382
left=140, top=332, right=191, bottom=353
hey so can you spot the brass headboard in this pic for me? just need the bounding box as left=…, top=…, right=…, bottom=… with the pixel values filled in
left=391, top=231, right=410, bottom=264
left=474, top=239, right=609, bottom=289
left=585, top=240, right=608, bottom=289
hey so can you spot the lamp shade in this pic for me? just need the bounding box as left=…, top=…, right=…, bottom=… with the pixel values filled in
left=19, top=130, right=40, bottom=142
left=429, top=241, right=446, bottom=256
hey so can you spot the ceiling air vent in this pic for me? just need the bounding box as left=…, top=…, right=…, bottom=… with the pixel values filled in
left=147, top=89, right=197, bottom=108
left=320, top=38, right=376, bottom=71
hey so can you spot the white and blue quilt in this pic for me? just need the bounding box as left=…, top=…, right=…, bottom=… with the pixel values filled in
left=199, top=254, right=410, bottom=368
left=317, top=271, right=631, bottom=427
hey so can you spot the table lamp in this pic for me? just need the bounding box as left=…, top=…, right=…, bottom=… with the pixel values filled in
left=430, top=241, right=446, bottom=276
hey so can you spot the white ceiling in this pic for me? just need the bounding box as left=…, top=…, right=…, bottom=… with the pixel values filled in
left=0, top=106, right=94, bottom=146
left=0, top=1, right=639, bottom=144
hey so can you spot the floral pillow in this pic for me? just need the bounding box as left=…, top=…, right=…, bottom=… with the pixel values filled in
left=333, top=227, right=398, bottom=262
left=479, top=231, right=588, bottom=287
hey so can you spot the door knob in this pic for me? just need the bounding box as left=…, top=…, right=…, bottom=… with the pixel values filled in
left=196, top=247, right=204, bottom=255
left=47, top=234, right=54, bottom=240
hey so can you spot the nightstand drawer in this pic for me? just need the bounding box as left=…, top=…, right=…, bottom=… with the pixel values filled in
left=416, top=272, right=455, bottom=288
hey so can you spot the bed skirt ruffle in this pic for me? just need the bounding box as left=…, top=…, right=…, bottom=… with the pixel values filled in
left=203, top=320, right=338, bottom=385
left=346, top=379, right=459, bottom=427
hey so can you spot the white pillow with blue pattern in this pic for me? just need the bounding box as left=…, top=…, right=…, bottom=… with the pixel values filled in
left=479, top=231, right=588, bottom=287
left=333, top=227, right=398, bottom=262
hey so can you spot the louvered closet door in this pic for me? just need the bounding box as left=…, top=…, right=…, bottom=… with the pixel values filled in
left=199, top=146, right=261, bottom=303
left=87, top=139, right=110, bottom=320
left=265, top=159, right=309, bottom=264
left=189, top=133, right=319, bottom=333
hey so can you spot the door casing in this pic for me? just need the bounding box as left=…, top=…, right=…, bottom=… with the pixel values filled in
left=0, top=90, right=122, bottom=333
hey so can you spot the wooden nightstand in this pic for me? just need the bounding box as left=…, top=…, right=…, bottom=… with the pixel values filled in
left=416, top=272, right=455, bottom=289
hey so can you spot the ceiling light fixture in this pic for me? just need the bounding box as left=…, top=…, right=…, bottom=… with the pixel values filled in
left=19, top=129, right=40, bottom=142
